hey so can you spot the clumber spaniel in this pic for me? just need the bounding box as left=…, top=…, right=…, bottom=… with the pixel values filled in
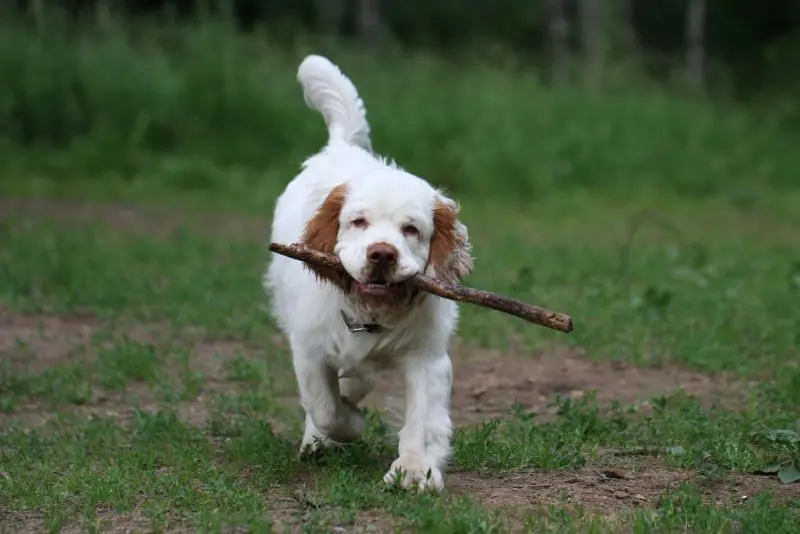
left=264, top=55, right=473, bottom=491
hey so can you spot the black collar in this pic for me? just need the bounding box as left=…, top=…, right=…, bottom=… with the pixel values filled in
left=340, top=310, right=386, bottom=334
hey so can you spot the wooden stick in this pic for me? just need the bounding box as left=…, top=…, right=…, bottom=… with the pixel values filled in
left=269, top=242, right=574, bottom=334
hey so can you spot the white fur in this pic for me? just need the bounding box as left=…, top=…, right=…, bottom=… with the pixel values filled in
left=263, top=54, right=472, bottom=492
left=296, top=54, right=371, bottom=150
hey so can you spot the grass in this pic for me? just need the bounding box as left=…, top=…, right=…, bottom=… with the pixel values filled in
left=1, top=8, right=799, bottom=534
left=2, top=194, right=799, bottom=532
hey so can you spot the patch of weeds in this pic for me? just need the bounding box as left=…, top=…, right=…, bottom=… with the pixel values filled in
left=454, top=395, right=616, bottom=471
left=757, top=461, right=800, bottom=484
left=225, top=351, right=263, bottom=383
left=519, top=484, right=800, bottom=533
left=214, top=391, right=297, bottom=424
left=751, top=419, right=800, bottom=484
left=454, top=417, right=585, bottom=471
left=453, top=390, right=800, bottom=486
left=0, top=408, right=281, bottom=532
left=629, top=483, right=799, bottom=532
left=766, top=365, right=800, bottom=406
left=394, top=494, right=507, bottom=534
left=313, top=469, right=388, bottom=519
left=602, top=392, right=799, bottom=474
left=95, top=337, right=162, bottom=390
left=221, top=418, right=299, bottom=485
left=0, top=219, right=268, bottom=338
left=0, top=394, right=14, bottom=412
left=176, top=352, right=205, bottom=401
left=521, top=505, right=615, bottom=534
left=157, top=347, right=205, bottom=402
left=0, top=360, right=92, bottom=409
left=222, top=350, right=294, bottom=407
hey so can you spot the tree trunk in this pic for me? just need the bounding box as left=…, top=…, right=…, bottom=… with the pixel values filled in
left=619, top=0, right=639, bottom=55
left=685, top=0, right=707, bottom=94
left=580, top=0, right=606, bottom=88
left=547, top=0, right=570, bottom=83
left=357, top=0, right=385, bottom=45
left=316, top=0, right=345, bottom=35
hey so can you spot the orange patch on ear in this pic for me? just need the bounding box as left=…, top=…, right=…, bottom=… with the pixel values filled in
left=301, top=184, right=348, bottom=288
left=302, top=184, right=348, bottom=253
left=429, top=199, right=457, bottom=269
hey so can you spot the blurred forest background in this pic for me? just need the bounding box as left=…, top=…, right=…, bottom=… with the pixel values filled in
left=1, top=0, right=798, bottom=202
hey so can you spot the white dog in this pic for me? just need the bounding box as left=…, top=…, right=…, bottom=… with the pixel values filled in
left=264, top=55, right=473, bottom=491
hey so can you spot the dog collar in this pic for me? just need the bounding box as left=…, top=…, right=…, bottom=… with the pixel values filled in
left=340, top=310, right=385, bottom=334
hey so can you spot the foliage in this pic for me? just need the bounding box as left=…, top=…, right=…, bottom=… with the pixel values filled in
left=0, top=10, right=798, bottom=201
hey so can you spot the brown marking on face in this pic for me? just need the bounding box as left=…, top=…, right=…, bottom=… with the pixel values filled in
left=428, top=198, right=474, bottom=283
left=301, top=184, right=350, bottom=289
left=429, top=199, right=458, bottom=270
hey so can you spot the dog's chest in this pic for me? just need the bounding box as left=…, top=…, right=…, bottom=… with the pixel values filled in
left=332, top=329, right=407, bottom=374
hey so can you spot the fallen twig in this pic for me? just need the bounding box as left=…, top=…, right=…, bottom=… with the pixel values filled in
left=269, top=242, right=574, bottom=334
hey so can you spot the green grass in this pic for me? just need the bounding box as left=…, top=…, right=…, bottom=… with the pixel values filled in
left=1, top=395, right=799, bottom=531
left=1, top=8, right=800, bottom=533
left=3, top=195, right=799, bottom=377
left=1, top=194, right=799, bottom=532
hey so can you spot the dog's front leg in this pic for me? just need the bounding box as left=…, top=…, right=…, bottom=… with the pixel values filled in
left=384, top=351, right=453, bottom=491
left=291, top=337, right=366, bottom=456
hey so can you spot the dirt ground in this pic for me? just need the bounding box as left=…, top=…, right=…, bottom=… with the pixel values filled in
left=1, top=307, right=746, bottom=430
left=0, top=197, right=268, bottom=242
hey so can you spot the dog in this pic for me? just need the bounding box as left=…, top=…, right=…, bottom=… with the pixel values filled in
left=263, top=55, right=473, bottom=491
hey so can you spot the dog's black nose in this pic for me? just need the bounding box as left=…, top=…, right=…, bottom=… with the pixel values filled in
left=367, top=243, right=398, bottom=266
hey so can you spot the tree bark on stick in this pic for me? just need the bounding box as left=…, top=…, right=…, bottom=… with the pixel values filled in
left=269, top=242, right=574, bottom=334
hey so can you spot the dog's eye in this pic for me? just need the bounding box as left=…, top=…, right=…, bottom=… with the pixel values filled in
left=402, top=224, right=419, bottom=238
left=352, top=218, right=368, bottom=229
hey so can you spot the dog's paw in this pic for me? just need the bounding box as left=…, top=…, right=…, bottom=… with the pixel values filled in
left=383, top=455, right=444, bottom=492
left=299, top=438, right=330, bottom=461
left=298, top=433, right=334, bottom=460
left=299, top=417, right=336, bottom=460
left=299, top=397, right=366, bottom=459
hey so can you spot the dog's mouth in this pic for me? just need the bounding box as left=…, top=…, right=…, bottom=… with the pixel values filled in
left=350, top=269, right=415, bottom=304
left=355, top=280, right=408, bottom=298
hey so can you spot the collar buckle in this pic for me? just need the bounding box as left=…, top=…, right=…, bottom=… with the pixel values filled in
left=340, top=310, right=385, bottom=334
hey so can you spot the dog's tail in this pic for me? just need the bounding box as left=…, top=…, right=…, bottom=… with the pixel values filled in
left=297, top=55, right=372, bottom=151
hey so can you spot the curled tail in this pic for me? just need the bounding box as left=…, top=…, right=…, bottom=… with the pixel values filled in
left=297, top=55, right=372, bottom=150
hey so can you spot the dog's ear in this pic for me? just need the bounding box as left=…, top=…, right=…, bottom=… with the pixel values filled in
left=303, top=184, right=347, bottom=253
left=301, top=184, right=349, bottom=288
left=428, top=194, right=474, bottom=283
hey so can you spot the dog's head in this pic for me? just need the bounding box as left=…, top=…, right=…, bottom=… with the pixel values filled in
left=302, top=170, right=473, bottom=311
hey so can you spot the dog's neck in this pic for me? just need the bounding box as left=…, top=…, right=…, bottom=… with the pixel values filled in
left=339, top=309, right=386, bottom=333
left=341, top=290, right=427, bottom=334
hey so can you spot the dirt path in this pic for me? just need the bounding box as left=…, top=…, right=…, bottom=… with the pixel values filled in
left=1, top=308, right=745, bottom=429
left=0, top=197, right=268, bottom=242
